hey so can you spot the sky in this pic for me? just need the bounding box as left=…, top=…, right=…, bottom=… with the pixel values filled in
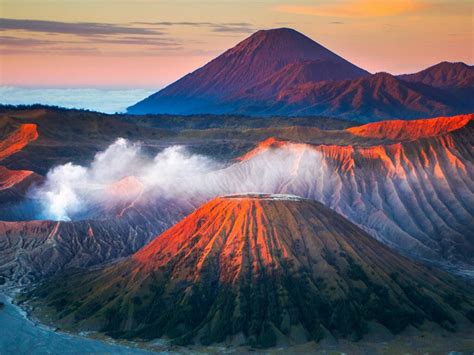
left=0, top=0, right=473, bottom=90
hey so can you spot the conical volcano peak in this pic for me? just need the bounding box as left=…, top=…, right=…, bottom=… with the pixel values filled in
left=252, top=27, right=301, bottom=36
left=133, top=195, right=376, bottom=279
left=242, top=27, right=303, bottom=42
left=217, top=27, right=364, bottom=70
left=235, top=27, right=320, bottom=49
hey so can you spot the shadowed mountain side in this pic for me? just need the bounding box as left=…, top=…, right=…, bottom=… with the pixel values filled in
left=28, top=195, right=474, bottom=347
left=264, top=72, right=474, bottom=120
left=0, top=167, right=43, bottom=218
left=399, top=62, right=474, bottom=88
left=0, top=198, right=186, bottom=285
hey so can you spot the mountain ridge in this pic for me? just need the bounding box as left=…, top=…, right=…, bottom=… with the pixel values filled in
left=270, top=72, right=472, bottom=120
left=127, top=28, right=473, bottom=120
left=399, top=61, right=474, bottom=88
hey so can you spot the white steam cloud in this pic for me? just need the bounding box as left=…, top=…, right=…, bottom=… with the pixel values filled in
left=34, top=138, right=222, bottom=220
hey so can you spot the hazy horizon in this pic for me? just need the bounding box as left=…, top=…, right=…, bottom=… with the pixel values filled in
left=0, top=86, right=155, bottom=113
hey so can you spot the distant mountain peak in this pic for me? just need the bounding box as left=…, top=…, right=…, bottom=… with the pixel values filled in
left=399, top=61, right=474, bottom=88
left=127, top=28, right=369, bottom=115
left=427, top=61, right=470, bottom=70
left=232, top=27, right=319, bottom=45
left=221, top=27, right=347, bottom=65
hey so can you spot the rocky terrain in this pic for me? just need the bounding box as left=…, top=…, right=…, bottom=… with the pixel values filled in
left=0, top=107, right=472, bottom=286
left=0, top=200, right=185, bottom=285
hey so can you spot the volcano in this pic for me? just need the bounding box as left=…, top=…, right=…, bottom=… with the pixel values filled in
left=127, top=28, right=473, bottom=120
left=30, top=194, right=474, bottom=347
left=127, top=28, right=369, bottom=115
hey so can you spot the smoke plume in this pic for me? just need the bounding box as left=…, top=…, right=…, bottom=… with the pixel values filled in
left=33, top=138, right=222, bottom=220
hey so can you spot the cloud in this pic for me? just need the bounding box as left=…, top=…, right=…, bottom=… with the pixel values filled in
left=30, top=136, right=331, bottom=222
left=274, top=0, right=427, bottom=17
left=211, top=24, right=255, bottom=34
left=134, top=21, right=255, bottom=33
left=0, top=35, right=100, bottom=55
left=0, top=35, right=53, bottom=46
left=0, top=18, right=182, bottom=55
left=0, top=18, right=163, bottom=36
left=32, top=139, right=222, bottom=220
left=92, top=36, right=180, bottom=46
left=0, top=18, right=253, bottom=56
left=134, top=21, right=213, bottom=27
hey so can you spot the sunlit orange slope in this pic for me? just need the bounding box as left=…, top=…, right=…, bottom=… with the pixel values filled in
left=346, top=114, right=473, bottom=141
left=239, top=113, right=472, bottom=175
left=0, top=124, right=38, bottom=161
left=0, top=123, right=40, bottom=196
left=0, top=167, right=35, bottom=191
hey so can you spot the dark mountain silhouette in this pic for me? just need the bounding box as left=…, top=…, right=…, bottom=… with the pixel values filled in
left=30, top=194, right=474, bottom=347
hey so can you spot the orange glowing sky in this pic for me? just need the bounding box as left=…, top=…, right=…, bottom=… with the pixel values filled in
left=0, top=0, right=472, bottom=88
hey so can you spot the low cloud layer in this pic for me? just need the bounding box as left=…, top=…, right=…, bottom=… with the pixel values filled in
left=0, top=87, right=155, bottom=114
left=0, top=18, right=161, bottom=36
